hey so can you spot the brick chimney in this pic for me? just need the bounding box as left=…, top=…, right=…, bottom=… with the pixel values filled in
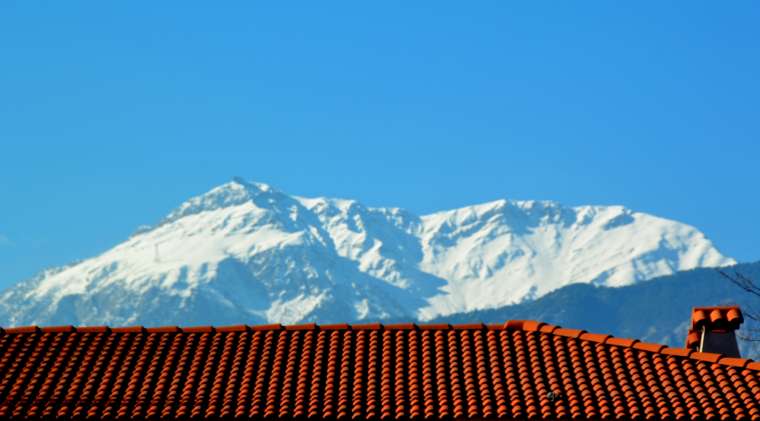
left=686, top=306, right=743, bottom=357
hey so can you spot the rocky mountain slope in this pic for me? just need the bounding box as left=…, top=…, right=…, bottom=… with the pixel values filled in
left=0, top=178, right=734, bottom=326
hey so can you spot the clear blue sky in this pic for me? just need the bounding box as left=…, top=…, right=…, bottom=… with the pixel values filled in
left=1, top=2, right=759, bottom=289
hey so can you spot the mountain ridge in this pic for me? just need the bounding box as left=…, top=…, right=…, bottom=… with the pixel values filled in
left=0, top=178, right=734, bottom=326
left=431, top=261, right=760, bottom=354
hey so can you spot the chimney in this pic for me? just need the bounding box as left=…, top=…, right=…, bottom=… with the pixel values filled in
left=686, top=306, right=743, bottom=357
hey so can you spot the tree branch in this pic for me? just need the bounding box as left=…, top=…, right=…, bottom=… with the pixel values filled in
left=719, top=270, right=760, bottom=298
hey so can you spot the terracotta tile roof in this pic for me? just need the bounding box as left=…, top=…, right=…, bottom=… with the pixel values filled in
left=686, top=305, right=744, bottom=350
left=1, top=321, right=760, bottom=420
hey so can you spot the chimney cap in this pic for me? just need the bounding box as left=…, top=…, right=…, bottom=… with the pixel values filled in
left=686, top=306, right=744, bottom=354
left=691, top=305, right=743, bottom=332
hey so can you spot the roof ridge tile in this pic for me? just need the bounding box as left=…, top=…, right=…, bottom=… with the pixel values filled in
left=285, top=323, right=318, bottom=331
left=521, top=320, right=545, bottom=332
left=4, top=326, right=40, bottom=333
left=250, top=324, right=282, bottom=331
left=569, top=327, right=757, bottom=371
left=40, top=325, right=75, bottom=333
left=605, top=337, right=639, bottom=348
left=418, top=323, right=450, bottom=330
left=145, top=326, right=181, bottom=333
left=182, top=326, right=215, bottom=333
left=111, top=326, right=145, bottom=333
left=451, top=323, right=485, bottom=330
left=554, top=327, right=585, bottom=338
left=539, top=324, right=560, bottom=334
left=720, top=357, right=752, bottom=368
left=578, top=332, right=611, bottom=344
left=351, top=323, right=382, bottom=330
left=216, top=324, right=249, bottom=332
left=503, top=320, right=526, bottom=330
left=661, top=347, right=694, bottom=357
left=75, top=326, right=110, bottom=333
left=632, top=342, right=666, bottom=353
left=746, top=361, right=760, bottom=371
left=691, top=351, right=723, bottom=364
left=320, top=323, right=350, bottom=330
left=385, top=323, right=416, bottom=330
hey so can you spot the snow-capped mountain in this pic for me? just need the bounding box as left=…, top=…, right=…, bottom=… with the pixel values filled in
left=0, top=179, right=734, bottom=326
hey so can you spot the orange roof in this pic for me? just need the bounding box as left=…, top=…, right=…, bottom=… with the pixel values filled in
left=1, top=320, right=759, bottom=420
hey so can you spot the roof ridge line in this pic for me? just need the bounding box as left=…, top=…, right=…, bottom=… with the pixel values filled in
left=3, top=319, right=758, bottom=370
left=527, top=320, right=759, bottom=371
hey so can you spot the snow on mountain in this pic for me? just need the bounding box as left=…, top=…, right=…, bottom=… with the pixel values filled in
left=0, top=179, right=735, bottom=326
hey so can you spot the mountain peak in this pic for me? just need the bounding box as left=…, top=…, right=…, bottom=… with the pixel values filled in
left=230, top=176, right=273, bottom=192
left=161, top=179, right=278, bottom=224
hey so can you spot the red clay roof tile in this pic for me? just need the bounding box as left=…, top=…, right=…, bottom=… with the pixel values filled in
left=503, top=319, right=526, bottom=330
left=538, top=323, right=560, bottom=334
left=521, top=320, right=544, bottom=331
left=182, top=325, right=214, bottom=332
left=284, top=323, right=317, bottom=330
left=110, top=326, right=145, bottom=333
left=661, top=347, right=694, bottom=357
left=633, top=341, right=666, bottom=353
left=250, top=324, right=282, bottom=331
left=418, top=323, right=450, bottom=330
left=145, top=325, right=181, bottom=333
left=686, top=330, right=701, bottom=349
left=320, top=323, right=349, bottom=330
left=686, top=305, right=745, bottom=351
left=691, top=351, right=723, bottom=363
left=351, top=322, right=382, bottom=330
left=718, top=357, right=750, bottom=368
left=39, top=325, right=75, bottom=333
left=451, top=323, right=484, bottom=330
left=746, top=361, right=760, bottom=371
left=75, top=326, right=110, bottom=333
left=215, top=324, right=249, bottom=332
left=578, top=332, right=610, bottom=343
left=1, top=320, right=758, bottom=420
left=554, top=327, right=584, bottom=338
left=691, top=305, right=744, bottom=331
left=385, top=323, right=415, bottom=330
left=606, top=337, right=638, bottom=348
left=4, top=326, right=39, bottom=333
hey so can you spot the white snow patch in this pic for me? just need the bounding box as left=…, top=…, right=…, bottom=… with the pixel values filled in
left=6, top=179, right=735, bottom=326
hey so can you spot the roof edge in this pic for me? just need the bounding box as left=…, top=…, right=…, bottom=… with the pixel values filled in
left=2, top=319, right=755, bottom=371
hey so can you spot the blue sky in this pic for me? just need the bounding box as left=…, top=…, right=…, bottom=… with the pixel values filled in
left=1, top=2, right=759, bottom=289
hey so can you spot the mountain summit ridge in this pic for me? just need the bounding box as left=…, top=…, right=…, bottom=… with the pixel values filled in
left=0, top=179, right=734, bottom=326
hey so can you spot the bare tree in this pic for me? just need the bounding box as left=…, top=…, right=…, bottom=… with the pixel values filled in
left=719, top=269, right=760, bottom=356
